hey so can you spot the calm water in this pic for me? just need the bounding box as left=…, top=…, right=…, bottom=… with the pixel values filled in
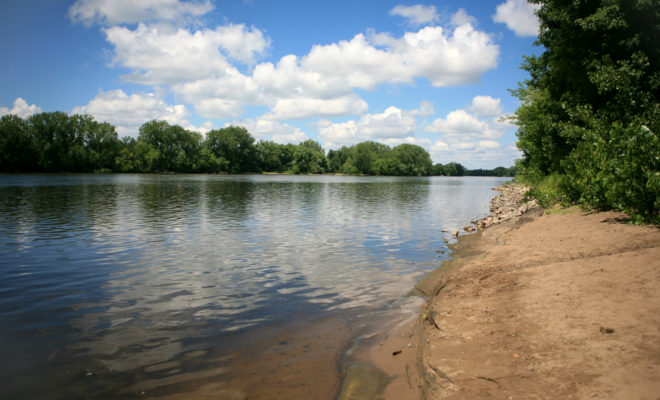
left=0, top=174, right=505, bottom=399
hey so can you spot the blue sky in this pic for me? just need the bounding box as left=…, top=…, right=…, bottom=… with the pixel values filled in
left=0, top=0, right=542, bottom=168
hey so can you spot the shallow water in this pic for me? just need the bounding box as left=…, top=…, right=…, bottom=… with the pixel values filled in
left=0, top=173, right=505, bottom=399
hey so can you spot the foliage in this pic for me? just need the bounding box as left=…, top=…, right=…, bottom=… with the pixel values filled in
left=432, top=162, right=467, bottom=176
left=524, top=173, right=571, bottom=209
left=139, top=120, right=203, bottom=172
left=1, top=113, right=513, bottom=178
left=512, top=0, right=660, bottom=223
left=203, top=126, right=256, bottom=174
left=0, top=114, right=35, bottom=171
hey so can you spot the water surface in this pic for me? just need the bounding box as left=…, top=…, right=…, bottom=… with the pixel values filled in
left=0, top=174, right=505, bottom=398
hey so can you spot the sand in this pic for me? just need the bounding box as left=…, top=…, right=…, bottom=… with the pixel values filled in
left=347, top=203, right=660, bottom=399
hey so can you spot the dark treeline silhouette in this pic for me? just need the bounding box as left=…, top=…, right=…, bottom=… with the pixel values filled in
left=1, top=112, right=512, bottom=176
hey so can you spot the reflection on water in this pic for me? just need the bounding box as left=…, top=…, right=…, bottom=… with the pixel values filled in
left=0, top=174, right=505, bottom=399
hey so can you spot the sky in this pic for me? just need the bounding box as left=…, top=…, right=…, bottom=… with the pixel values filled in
left=0, top=0, right=542, bottom=169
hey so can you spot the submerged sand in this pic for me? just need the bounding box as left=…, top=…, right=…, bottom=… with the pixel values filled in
left=346, top=197, right=660, bottom=399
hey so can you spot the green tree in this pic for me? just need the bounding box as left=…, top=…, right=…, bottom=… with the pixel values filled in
left=204, top=126, right=257, bottom=173
left=255, top=140, right=284, bottom=172
left=68, top=114, right=121, bottom=171
left=0, top=114, right=36, bottom=171
left=116, top=137, right=160, bottom=172
left=291, top=141, right=326, bottom=174
left=138, top=120, right=202, bottom=172
left=513, top=0, right=660, bottom=222
left=327, top=147, right=350, bottom=173
left=392, top=144, right=432, bottom=176
left=27, top=111, right=75, bottom=171
left=344, top=141, right=390, bottom=175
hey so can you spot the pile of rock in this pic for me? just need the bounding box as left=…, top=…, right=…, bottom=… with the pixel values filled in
left=473, top=184, right=540, bottom=230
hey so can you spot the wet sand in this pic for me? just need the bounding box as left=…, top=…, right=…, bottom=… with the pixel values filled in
left=351, top=199, right=660, bottom=399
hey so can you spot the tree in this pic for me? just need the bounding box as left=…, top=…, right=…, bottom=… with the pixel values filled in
left=68, top=114, right=121, bottom=171
left=291, top=142, right=326, bottom=174
left=138, top=120, right=202, bottom=172
left=327, top=147, right=350, bottom=173
left=342, top=141, right=390, bottom=175
left=392, top=144, right=432, bottom=176
left=0, top=114, right=35, bottom=171
left=513, top=0, right=660, bottom=222
left=255, top=140, right=283, bottom=172
left=204, top=126, right=257, bottom=173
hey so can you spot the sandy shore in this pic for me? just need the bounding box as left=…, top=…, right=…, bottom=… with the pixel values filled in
left=342, top=185, right=660, bottom=399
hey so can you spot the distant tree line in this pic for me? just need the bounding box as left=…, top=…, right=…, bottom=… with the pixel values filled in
left=0, top=112, right=513, bottom=176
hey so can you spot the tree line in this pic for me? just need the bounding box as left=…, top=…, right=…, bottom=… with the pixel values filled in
left=0, top=112, right=513, bottom=177
left=512, top=0, right=659, bottom=223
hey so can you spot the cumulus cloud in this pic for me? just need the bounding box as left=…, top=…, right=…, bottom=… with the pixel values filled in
left=431, top=142, right=521, bottom=169
left=98, top=7, right=498, bottom=123
left=426, top=109, right=504, bottom=139
left=389, top=4, right=439, bottom=27
left=105, top=23, right=269, bottom=85
left=468, top=95, right=503, bottom=117
left=228, top=118, right=308, bottom=144
left=493, top=0, right=541, bottom=37
left=426, top=96, right=507, bottom=140
left=425, top=95, right=520, bottom=168
left=72, top=89, right=200, bottom=136
left=69, top=0, right=213, bottom=26
left=380, top=136, right=431, bottom=148
left=315, top=23, right=499, bottom=88
left=318, top=104, right=430, bottom=148
left=264, top=95, right=368, bottom=121
left=477, top=140, right=501, bottom=150
left=451, top=8, right=477, bottom=26
left=172, top=71, right=263, bottom=118
left=0, top=98, right=42, bottom=118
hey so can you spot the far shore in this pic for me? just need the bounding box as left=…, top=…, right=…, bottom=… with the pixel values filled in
left=339, top=185, right=660, bottom=399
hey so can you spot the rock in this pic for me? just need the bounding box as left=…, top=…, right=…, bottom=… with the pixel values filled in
left=452, top=230, right=459, bottom=237
left=472, top=184, right=540, bottom=230
left=464, top=225, right=475, bottom=233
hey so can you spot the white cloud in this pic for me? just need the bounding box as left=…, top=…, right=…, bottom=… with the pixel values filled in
left=106, top=23, right=269, bottom=85
left=451, top=9, right=477, bottom=26
left=431, top=140, right=450, bottom=152
left=426, top=109, right=505, bottom=139
left=302, top=33, right=411, bottom=90
left=318, top=104, right=428, bottom=148
left=172, top=71, right=263, bottom=118
left=99, top=9, right=498, bottom=123
left=253, top=55, right=352, bottom=99
left=312, top=23, right=499, bottom=88
left=72, top=89, right=200, bottom=136
left=0, top=98, right=42, bottom=118
left=229, top=118, right=308, bottom=144
left=419, top=101, right=435, bottom=117
left=493, top=0, right=541, bottom=37
left=69, top=0, right=213, bottom=26
left=369, top=24, right=499, bottom=87
left=389, top=5, right=439, bottom=27
left=264, top=95, right=368, bottom=121
left=425, top=97, right=520, bottom=168
left=431, top=142, right=522, bottom=169
left=468, top=95, right=503, bottom=116
left=381, top=136, right=431, bottom=148
left=477, top=140, right=501, bottom=150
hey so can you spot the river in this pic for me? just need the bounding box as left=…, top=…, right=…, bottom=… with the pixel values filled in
left=0, top=173, right=506, bottom=399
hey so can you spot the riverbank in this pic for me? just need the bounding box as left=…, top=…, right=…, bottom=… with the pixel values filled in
left=342, top=184, right=660, bottom=399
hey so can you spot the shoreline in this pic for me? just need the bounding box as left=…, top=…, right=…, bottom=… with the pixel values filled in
left=340, top=184, right=660, bottom=399
left=337, top=183, right=534, bottom=399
